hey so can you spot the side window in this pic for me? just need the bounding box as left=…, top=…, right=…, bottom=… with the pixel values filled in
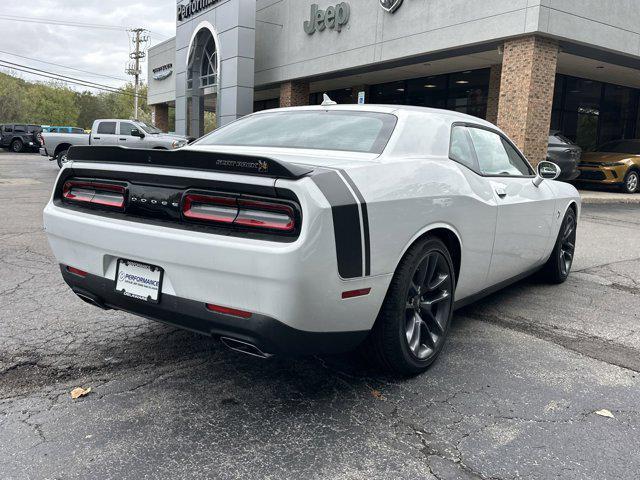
left=5, top=125, right=13, bottom=133
left=97, top=122, right=116, bottom=135
left=468, top=127, right=532, bottom=176
left=449, top=126, right=479, bottom=172
left=119, top=122, right=135, bottom=136
left=14, top=125, right=26, bottom=133
left=501, top=139, right=533, bottom=175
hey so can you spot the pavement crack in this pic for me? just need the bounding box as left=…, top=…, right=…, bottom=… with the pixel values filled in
left=472, top=312, right=640, bottom=373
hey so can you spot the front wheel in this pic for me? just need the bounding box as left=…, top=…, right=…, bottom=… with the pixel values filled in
left=364, top=237, right=455, bottom=375
left=623, top=170, right=639, bottom=194
left=11, top=139, right=24, bottom=153
left=541, top=208, right=577, bottom=284
left=56, top=150, right=69, bottom=168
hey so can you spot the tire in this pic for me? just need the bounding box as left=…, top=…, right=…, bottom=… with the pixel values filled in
left=540, top=208, right=577, bottom=284
left=622, top=170, right=639, bottom=194
left=56, top=149, right=70, bottom=169
left=363, top=237, right=455, bottom=376
left=11, top=139, right=24, bottom=153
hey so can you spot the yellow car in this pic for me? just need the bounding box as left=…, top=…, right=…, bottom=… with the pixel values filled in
left=577, top=139, right=640, bottom=194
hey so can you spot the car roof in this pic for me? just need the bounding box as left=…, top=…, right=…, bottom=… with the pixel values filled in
left=254, top=104, right=497, bottom=129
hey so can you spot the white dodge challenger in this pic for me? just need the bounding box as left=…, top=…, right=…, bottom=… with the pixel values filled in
left=43, top=105, right=580, bottom=375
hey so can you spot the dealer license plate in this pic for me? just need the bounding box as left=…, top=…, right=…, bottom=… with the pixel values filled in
left=115, top=259, right=163, bottom=303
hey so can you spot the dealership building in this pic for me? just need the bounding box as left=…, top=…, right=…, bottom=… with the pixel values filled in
left=148, top=0, right=640, bottom=164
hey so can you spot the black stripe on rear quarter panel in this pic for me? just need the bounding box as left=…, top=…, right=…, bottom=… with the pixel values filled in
left=312, top=170, right=363, bottom=279
left=338, top=169, right=371, bottom=276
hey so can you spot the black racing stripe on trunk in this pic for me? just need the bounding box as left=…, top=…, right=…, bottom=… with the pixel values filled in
left=338, top=169, right=371, bottom=276
left=312, top=170, right=363, bottom=279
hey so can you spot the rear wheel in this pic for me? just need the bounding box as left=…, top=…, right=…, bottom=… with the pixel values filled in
left=623, top=170, right=639, bottom=194
left=364, top=237, right=455, bottom=375
left=541, top=208, right=577, bottom=284
left=56, top=149, right=70, bottom=168
left=11, top=139, right=24, bottom=153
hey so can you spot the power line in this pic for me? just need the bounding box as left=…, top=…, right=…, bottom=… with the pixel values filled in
left=0, top=62, right=136, bottom=97
left=0, top=49, right=130, bottom=82
left=0, top=60, right=134, bottom=94
left=0, top=14, right=170, bottom=39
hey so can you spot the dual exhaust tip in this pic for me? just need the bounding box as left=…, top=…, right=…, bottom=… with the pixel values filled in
left=72, top=290, right=272, bottom=359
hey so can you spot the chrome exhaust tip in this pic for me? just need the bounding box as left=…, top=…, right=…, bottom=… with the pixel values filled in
left=220, top=337, right=272, bottom=359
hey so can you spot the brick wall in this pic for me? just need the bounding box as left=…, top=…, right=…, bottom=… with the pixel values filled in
left=153, top=104, right=169, bottom=132
left=497, top=36, right=559, bottom=166
left=279, top=80, right=310, bottom=108
left=485, top=64, right=502, bottom=125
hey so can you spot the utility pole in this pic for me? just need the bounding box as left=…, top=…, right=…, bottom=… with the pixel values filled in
left=126, top=28, right=148, bottom=120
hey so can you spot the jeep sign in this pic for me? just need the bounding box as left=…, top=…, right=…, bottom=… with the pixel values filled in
left=304, top=3, right=350, bottom=35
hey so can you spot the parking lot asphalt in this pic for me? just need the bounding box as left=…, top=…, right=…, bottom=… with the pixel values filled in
left=1, top=152, right=639, bottom=480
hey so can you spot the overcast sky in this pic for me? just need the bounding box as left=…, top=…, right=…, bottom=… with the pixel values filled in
left=0, top=0, right=177, bottom=91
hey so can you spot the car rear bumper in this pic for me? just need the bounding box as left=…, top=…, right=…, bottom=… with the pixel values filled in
left=61, top=266, right=368, bottom=355
left=43, top=201, right=391, bottom=347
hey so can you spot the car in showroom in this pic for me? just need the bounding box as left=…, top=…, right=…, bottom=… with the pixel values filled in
left=43, top=104, right=580, bottom=375
left=547, top=130, right=581, bottom=181
left=0, top=123, right=41, bottom=152
left=576, top=139, right=640, bottom=193
left=40, top=119, right=189, bottom=168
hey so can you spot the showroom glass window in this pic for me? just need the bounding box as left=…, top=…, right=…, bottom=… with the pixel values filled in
left=551, top=74, right=640, bottom=151
left=369, top=69, right=489, bottom=119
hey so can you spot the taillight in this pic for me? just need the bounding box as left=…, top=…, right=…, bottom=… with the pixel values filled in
left=62, top=181, right=126, bottom=209
left=236, top=199, right=295, bottom=232
left=182, top=194, right=236, bottom=223
left=181, top=192, right=297, bottom=233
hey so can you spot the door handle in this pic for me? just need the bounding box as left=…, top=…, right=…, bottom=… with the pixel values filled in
left=119, top=138, right=126, bottom=141
left=495, top=187, right=507, bottom=198
left=93, top=137, right=100, bottom=140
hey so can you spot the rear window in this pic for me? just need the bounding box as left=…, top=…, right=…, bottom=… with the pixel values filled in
left=596, top=140, right=640, bottom=154
left=195, top=110, right=397, bottom=154
left=96, top=122, right=116, bottom=135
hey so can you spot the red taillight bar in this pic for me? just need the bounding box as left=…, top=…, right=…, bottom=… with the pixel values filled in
left=342, top=288, right=371, bottom=299
left=62, top=181, right=126, bottom=208
left=66, top=266, right=88, bottom=277
left=206, top=303, right=252, bottom=319
left=235, top=199, right=295, bottom=231
left=182, top=194, right=237, bottom=223
left=182, top=193, right=297, bottom=233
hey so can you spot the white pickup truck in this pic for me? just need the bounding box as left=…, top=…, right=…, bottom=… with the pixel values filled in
left=40, top=119, right=189, bottom=167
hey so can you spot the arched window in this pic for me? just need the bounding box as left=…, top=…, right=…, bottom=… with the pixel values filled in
left=200, top=36, right=217, bottom=88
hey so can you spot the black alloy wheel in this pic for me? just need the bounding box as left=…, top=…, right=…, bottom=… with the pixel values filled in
left=364, top=237, right=455, bottom=375
left=541, top=208, right=577, bottom=284
left=404, top=250, right=453, bottom=360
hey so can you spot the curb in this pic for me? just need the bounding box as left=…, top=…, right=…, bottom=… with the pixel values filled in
left=580, top=195, right=640, bottom=205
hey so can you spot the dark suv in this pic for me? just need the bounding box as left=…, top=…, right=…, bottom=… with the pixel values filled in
left=547, top=131, right=581, bottom=181
left=0, top=124, right=41, bottom=153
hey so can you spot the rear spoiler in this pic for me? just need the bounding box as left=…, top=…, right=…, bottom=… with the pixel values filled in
left=67, top=145, right=314, bottom=180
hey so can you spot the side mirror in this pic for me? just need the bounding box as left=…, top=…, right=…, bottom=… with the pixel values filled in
left=130, top=128, right=145, bottom=138
left=533, top=160, right=561, bottom=187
